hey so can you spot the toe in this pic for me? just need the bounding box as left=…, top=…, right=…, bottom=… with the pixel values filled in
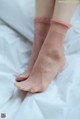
left=23, top=86, right=32, bottom=92
left=14, top=81, right=32, bottom=92
left=16, top=73, right=29, bottom=81
left=30, top=84, right=47, bottom=93
left=14, top=82, right=24, bottom=90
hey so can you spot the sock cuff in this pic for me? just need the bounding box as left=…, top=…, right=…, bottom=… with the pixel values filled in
left=35, top=17, right=51, bottom=25
left=51, top=19, right=72, bottom=29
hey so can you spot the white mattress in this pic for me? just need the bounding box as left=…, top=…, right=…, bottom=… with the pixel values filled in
left=0, top=0, right=80, bottom=119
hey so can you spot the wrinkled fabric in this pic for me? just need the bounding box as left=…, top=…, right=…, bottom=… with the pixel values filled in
left=0, top=0, right=35, bottom=42
left=0, top=0, right=80, bottom=119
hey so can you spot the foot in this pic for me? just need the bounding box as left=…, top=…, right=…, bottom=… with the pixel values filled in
left=16, top=17, right=50, bottom=82
left=15, top=48, right=65, bottom=92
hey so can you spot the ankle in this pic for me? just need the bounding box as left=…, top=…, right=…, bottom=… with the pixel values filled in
left=34, top=17, right=51, bottom=42
left=35, top=17, right=50, bottom=32
left=52, top=47, right=64, bottom=58
left=53, top=48, right=65, bottom=67
left=50, top=18, right=71, bottom=35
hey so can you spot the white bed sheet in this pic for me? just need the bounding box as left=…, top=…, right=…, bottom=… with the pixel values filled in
left=0, top=0, right=35, bottom=42
left=0, top=0, right=80, bottom=119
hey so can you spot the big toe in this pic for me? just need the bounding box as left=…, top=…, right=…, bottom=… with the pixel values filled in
left=16, top=73, right=30, bottom=82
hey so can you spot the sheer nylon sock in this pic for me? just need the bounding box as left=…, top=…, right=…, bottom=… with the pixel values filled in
left=16, top=17, right=50, bottom=81
left=15, top=19, right=71, bottom=93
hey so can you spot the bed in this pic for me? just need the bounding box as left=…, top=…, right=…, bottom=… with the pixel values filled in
left=0, top=0, right=80, bottom=119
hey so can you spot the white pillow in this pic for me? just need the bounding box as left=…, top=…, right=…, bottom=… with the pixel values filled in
left=0, top=0, right=35, bottom=42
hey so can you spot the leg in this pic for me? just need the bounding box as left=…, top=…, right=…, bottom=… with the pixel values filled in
left=53, top=0, right=78, bottom=23
left=15, top=0, right=79, bottom=93
left=36, top=0, right=55, bottom=17
left=16, top=0, right=55, bottom=81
